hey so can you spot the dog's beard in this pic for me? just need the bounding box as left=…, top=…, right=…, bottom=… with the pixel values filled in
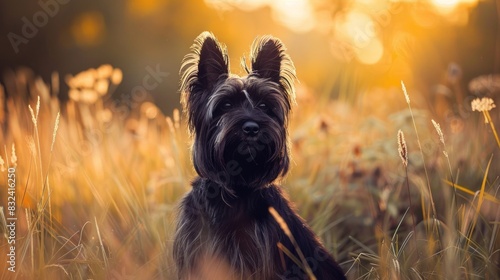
left=194, top=115, right=288, bottom=190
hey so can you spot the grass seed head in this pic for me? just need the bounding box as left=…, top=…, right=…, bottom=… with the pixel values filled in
left=51, top=112, right=61, bottom=152
left=398, top=129, right=408, bottom=167
left=431, top=119, right=445, bottom=145
left=29, top=105, right=37, bottom=126
left=36, top=95, right=40, bottom=119
left=28, top=96, right=41, bottom=126
left=471, top=97, right=496, bottom=112
left=11, top=144, right=17, bottom=167
left=401, top=80, right=410, bottom=104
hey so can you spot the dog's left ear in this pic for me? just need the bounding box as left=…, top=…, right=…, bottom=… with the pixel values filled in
left=250, top=36, right=296, bottom=100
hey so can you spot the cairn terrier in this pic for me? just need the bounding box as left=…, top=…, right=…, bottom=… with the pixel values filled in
left=173, top=32, right=345, bottom=280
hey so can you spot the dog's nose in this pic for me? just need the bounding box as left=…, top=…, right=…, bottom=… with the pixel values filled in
left=242, top=121, right=260, bottom=136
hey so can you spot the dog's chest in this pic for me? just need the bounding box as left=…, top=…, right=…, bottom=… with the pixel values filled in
left=202, top=192, right=277, bottom=276
left=211, top=193, right=270, bottom=243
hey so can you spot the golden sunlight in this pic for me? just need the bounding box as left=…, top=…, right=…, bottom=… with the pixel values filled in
left=2, top=0, right=500, bottom=278
left=430, top=0, right=479, bottom=17
left=335, top=11, right=384, bottom=64
left=205, top=0, right=315, bottom=33
left=431, top=0, right=478, bottom=9
left=204, top=0, right=482, bottom=64
left=269, top=0, right=315, bottom=33
left=127, top=0, right=164, bottom=17
left=356, top=38, right=384, bottom=65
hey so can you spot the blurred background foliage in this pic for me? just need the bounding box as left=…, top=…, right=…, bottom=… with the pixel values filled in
left=1, top=1, right=500, bottom=278
left=0, top=0, right=498, bottom=112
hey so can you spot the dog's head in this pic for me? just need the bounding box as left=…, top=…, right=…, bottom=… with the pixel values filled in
left=180, top=32, right=296, bottom=191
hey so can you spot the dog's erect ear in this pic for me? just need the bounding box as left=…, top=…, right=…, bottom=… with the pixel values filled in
left=250, top=36, right=296, bottom=102
left=181, top=32, right=229, bottom=93
left=180, top=32, right=229, bottom=129
left=197, top=33, right=229, bottom=89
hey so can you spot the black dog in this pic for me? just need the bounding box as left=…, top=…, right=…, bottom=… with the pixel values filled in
left=173, top=32, right=346, bottom=280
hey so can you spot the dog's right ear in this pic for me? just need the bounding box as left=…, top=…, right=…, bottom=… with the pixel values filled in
left=197, top=33, right=229, bottom=90
left=180, top=32, right=229, bottom=130
left=180, top=32, right=229, bottom=96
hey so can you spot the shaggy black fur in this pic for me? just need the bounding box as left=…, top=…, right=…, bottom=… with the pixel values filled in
left=173, top=32, right=346, bottom=280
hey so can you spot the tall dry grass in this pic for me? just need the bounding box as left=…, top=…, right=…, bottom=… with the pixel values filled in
left=0, top=67, right=191, bottom=279
left=0, top=67, right=498, bottom=279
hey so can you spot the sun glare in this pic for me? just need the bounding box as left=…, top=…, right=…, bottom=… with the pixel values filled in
left=204, top=0, right=481, bottom=64
left=334, top=11, right=384, bottom=64
left=432, top=0, right=460, bottom=8
left=270, top=0, right=315, bottom=33
left=356, top=38, right=384, bottom=64
left=431, top=0, right=478, bottom=8
left=430, top=0, right=479, bottom=15
left=205, top=0, right=315, bottom=33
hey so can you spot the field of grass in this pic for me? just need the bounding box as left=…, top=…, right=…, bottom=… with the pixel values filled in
left=0, top=65, right=499, bottom=279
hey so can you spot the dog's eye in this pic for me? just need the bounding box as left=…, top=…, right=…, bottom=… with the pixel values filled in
left=258, top=103, right=267, bottom=109
left=214, top=101, right=232, bottom=116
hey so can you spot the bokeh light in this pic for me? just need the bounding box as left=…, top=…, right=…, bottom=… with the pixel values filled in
left=357, top=38, right=384, bottom=65
left=205, top=0, right=316, bottom=32
left=70, top=12, right=105, bottom=47
left=431, top=0, right=478, bottom=10
left=0, top=1, right=499, bottom=279
left=0, top=0, right=494, bottom=112
left=335, top=11, right=383, bottom=64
